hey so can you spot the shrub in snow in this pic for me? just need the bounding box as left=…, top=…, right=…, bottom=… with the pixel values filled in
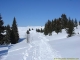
left=36, top=29, right=40, bottom=32
left=29, top=28, right=31, bottom=31
left=27, top=30, right=30, bottom=34
left=32, top=28, right=33, bottom=30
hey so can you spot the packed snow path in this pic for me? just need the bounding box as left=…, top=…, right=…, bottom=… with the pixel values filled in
left=3, top=31, right=61, bottom=60
left=23, top=32, right=61, bottom=60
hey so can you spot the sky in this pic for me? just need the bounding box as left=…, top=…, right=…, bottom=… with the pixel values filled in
left=0, top=0, right=80, bottom=27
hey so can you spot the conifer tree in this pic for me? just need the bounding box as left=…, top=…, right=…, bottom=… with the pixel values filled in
left=71, top=19, right=75, bottom=27
left=47, top=20, right=52, bottom=35
left=53, top=19, right=57, bottom=31
left=44, top=23, right=48, bottom=35
left=37, top=29, right=40, bottom=32
left=55, top=18, right=62, bottom=34
left=79, top=21, right=80, bottom=25
left=36, top=28, right=40, bottom=32
left=41, top=28, right=43, bottom=33
left=44, top=20, right=53, bottom=35
left=40, top=28, right=44, bottom=33
left=10, top=29, right=15, bottom=44
left=66, top=18, right=75, bottom=37
left=0, top=14, right=5, bottom=45
left=51, top=20, right=54, bottom=31
left=74, top=19, right=78, bottom=28
left=3, top=24, right=11, bottom=44
left=61, top=14, right=68, bottom=29
left=11, top=17, right=19, bottom=44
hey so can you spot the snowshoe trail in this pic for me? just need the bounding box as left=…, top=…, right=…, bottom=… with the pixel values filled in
left=23, top=32, right=61, bottom=60
left=4, top=31, right=61, bottom=60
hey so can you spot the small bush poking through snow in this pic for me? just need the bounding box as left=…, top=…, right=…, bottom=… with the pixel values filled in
left=32, top=28, right=33, bottom=30
left=27, top=30, right=30, bottom=34
left=29, top=28, right=31, bottom=31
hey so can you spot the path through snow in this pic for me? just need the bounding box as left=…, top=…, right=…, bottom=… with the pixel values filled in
left=2, top=31, right=61, bottom=60
left=23, top=32, right=61, bottom=60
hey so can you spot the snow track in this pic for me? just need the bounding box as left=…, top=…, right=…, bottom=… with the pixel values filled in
left=1, top=26, right=80, bottom=60
left=3, top=31, right=61, bottom=60
left=23, top=33, right=61, bottom=60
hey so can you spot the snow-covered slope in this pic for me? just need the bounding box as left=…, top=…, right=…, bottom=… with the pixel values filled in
left=4, top=31, right=61, bottom=60
left=18, top=26, right=44, bottom=38
left=49, top=35, right=80, bottom=58
left=0, top=26, right=80, bottom=60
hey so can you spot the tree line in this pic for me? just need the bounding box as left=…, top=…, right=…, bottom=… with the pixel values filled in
left=0, top=13, right=80, bottom=45
left=36, top=14, right=80, bottom=37
left=0, top=14, right=19, bottom=45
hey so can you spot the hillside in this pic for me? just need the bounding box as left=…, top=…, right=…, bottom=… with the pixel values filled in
left=0, top=26, right=80, bottom=60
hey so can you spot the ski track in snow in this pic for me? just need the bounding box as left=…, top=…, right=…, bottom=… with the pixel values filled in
left=23, top=33, right=61, bottom=60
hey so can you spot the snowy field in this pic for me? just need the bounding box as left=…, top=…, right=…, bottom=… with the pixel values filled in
left=0, top=26, right=80, bottom=60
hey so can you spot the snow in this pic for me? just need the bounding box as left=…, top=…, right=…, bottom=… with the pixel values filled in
left=23, top=32, right=61, bottom=60
left=0, top=26, right=80, bottom=60
left=18, top=26, right=44, bottom=38
left=45, top=29, right=68, bottom=41
left=49, top=35, right=80, bottom=58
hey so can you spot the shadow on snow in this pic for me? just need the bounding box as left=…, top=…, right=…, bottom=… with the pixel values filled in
left=0, top=50, right=8, bottom=56
left=18, top=38, right=26, bottom=43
